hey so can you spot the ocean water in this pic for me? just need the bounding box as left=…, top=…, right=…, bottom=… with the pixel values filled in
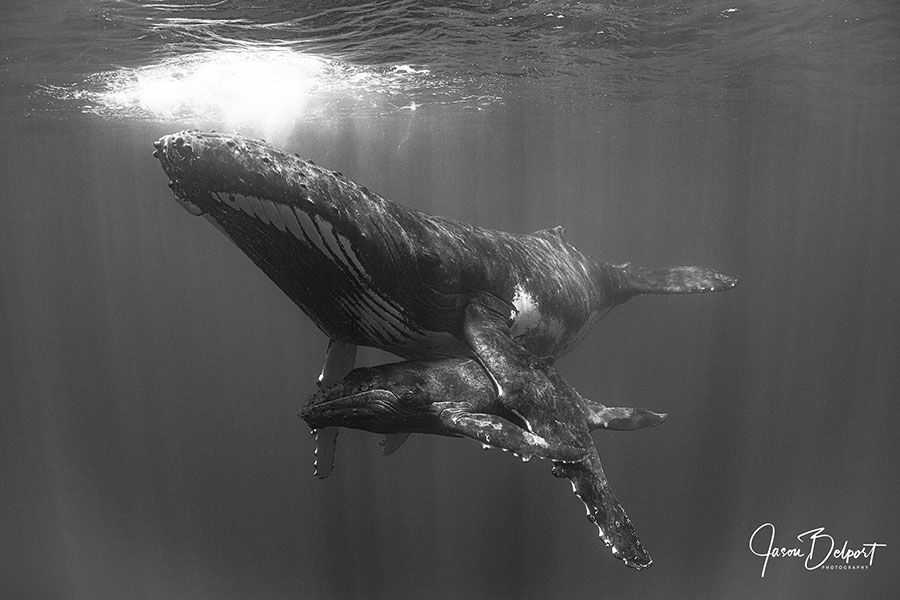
left=1, top=1, right=898, bottom=598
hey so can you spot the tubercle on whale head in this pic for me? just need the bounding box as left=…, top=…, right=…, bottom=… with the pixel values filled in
left=152, top=130, right=311, bottom=216
left=153, top=129, right=204, bottom=180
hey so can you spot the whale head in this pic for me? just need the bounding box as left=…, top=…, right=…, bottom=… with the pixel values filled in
left=151, top=130, right=466, bottom=354
left=300, top=359, right=491, bottom=434
left=153, top=130, right=311, bottom=217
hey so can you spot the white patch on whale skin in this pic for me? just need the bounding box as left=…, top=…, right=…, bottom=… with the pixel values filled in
left=209, top=194, right=388, bottom=334
left=243, top=194, right=269, bottom=224
left=510, top=285, right=541, bottom=329
left=318, top=217, right=370, bottom=283
left=278, top=203, right=305, bottom=242
left=209, top=192, right=318, bottom=256
left=207, top=192, right=369, bottom=281
left=205, top=190, right=458, bottom=352
left=262, top=197, right=286, bottom=231
left=234, top=193, right=254, bottom=216
left=308, top=214, right=426, bottom=347
left=509, top=284, right=566, bottom=349
left=292, top=208, right=327, bottom=255
left=249, top=197, right=281, bottom=230
left=211, top=191, right=288, bottom=232
left=315, top=216, right=354, bottom=273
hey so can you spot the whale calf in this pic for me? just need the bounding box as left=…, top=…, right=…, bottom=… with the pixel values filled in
left=301, top=301, right=667, bottom=570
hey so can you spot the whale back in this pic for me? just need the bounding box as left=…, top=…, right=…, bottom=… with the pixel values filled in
left=155, top=131, right=737, bottom=360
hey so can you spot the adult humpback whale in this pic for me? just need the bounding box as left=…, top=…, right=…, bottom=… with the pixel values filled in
left=302, top=298, right=668, bottom=569
left=153, top=130, right=737, bottom=475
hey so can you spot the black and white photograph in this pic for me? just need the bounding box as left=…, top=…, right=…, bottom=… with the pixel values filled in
left=2, top=1, right=897, bottom=598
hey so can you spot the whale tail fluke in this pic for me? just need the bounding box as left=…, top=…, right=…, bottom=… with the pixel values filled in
left=611, top=263, right=738, bottom=300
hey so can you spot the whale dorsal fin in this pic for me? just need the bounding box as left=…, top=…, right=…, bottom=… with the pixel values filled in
left=532, top=225, right=566, bottom=243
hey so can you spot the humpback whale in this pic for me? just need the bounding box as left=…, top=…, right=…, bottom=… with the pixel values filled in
left=153, top=130, right=737, bottom=477
left=301, top=296, right=667, bottom=569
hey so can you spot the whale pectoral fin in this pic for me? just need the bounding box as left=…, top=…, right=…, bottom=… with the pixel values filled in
left=462, top=294, right=651, bottom=567
left=613, top=264, right=738, bottom=298
left=461, top=293, right=590, bottom=452
left=438, top=408, right=587, bottom=463
left=553, top=450, right=653, bottom=570
left=582, top=400, right=669, bottom=431
left=310, top=428, right=339, bottom=478
left=459, top=292, right=514, bottom=399
left=312, top=339, right=358, bottom=479
left=317, top=339, right=359, bottom=386
left=380, top=433, right=412, bottom=456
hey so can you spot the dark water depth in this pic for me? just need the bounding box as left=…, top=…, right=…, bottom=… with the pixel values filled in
left=2, top=1, right=899, bottom=599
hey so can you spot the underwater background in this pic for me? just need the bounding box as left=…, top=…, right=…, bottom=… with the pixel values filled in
left=1, top=1, right=898, bottom=598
